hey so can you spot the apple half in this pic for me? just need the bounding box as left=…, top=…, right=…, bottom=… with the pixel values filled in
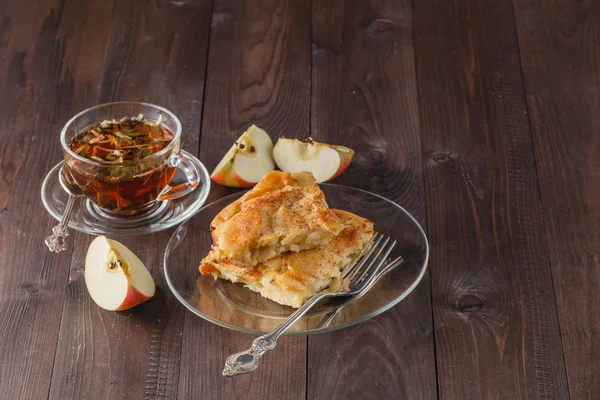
left=272, top=137, right=354, bottom=183
left=85, top=236, right=155, bottom=311
left=210, top=125, right=275, bottom=187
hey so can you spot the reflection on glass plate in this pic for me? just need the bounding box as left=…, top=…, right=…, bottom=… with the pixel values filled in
left=41, top=150, right=210, bottom=236
left=164, top=184, right=429, bottom=335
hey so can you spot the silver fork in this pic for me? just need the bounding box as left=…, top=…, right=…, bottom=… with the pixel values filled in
left=315, top=256, right=404, bottom=329
left=222, top=233, right=396, bottom=377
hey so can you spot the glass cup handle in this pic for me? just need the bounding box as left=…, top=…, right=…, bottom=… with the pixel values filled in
left=158, top=152, right=201, bottom=201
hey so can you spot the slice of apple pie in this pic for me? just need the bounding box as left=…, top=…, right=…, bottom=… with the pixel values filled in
left=200, top=209, right=374, bottom=308
left=208, top=170, right=344, bottom=267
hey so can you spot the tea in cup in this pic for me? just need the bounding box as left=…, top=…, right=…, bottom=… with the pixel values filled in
left=61, top=102, right=199, bottom=215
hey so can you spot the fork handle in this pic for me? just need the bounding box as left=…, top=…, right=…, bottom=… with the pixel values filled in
left=222, top=294, right=326, bottom=376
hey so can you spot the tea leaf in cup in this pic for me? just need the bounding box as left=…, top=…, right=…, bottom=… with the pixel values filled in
left=67, top=115, right=174, bottom=163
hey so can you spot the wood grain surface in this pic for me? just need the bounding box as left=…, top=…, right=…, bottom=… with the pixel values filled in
left=178, top=1, right=310, bottom=399
left=513, top=0, right=600, bottom=398
left=307, top=0, right=437, bottom=399
left=0, top=1, right=93, bottom=398
left=413, top=0, right=569, bottom=398
left=44, top=1, right=213, bottom=399
left=0, top=0, right=597, bottom=398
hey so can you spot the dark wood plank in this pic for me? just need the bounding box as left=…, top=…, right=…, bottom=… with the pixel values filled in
left=0, top=0, right=19, bottom=62
left=413, top=0, right=569, bottom=398
left=177, top=0, right=311, bottom=398
left=512, top=1, right=600, bottom=397
left=49, top=234, right=188, bottom=399
left=47, top=1, right=212, bottom=399
left=307, top=1, right=437, bottom=398
left=0, top=1, right=96, bottom=398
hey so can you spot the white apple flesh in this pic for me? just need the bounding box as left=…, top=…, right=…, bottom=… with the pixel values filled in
left=210, top=125, right=275, bottom=187
left=85, top=236, right=155, bottom=311
left=272, top=137, right=354, bottom=183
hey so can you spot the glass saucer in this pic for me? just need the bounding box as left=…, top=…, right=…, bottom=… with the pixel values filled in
left=41, top=150, right=210, bottom=236
left=164, top=184, right=429, bottom=335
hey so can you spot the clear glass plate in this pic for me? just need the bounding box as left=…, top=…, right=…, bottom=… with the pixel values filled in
left=41, top=150, right=210, bottom=236
left=164, top=184, right=429, bottom=335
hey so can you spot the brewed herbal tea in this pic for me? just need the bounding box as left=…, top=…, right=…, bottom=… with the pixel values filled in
left=66, top=114, right=177, bottom=213
left=68, top=114, right=174, bottom=162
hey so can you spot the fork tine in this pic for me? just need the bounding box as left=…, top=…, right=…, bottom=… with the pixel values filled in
left=357, top=251, right=401, bottom=292
left=387, top=255, right=403, bottom=267
left=375, top=255, right=403, bottom=278
left=346, top=235, right=388, bottom=282
left=342, top=233, right=382, bottom=279
left=342, top=233, right=381, bottom=280
left=347, top=236, right=390, bottom=283
left=314, top=255, right=404, bottom=330
left=353, top=239, right=397, bottom=285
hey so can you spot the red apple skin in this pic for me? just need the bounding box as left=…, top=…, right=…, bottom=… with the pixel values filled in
left=327, top=147, right=354, bottom=181
left=210, top=165, right=255, bottom=188
left=114, top=284, right=152, bottom=311
left=210, top=125, right=275, bottom=187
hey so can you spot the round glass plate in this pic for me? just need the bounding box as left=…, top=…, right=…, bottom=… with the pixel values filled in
left=41, top=150, right=210, bottom=236
left=164, top=184, right=429, bottom=335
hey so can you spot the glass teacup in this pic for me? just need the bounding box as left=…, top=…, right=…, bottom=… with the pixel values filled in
left=61, top=102, right=200, bottom=216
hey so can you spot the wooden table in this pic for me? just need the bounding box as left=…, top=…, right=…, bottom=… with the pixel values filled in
left=1, top=0, right=598, bottom=398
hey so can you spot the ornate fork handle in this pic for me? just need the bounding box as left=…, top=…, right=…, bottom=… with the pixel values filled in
left=222, top=334, right=277, bottom=376
left=223, top=294, right=326, bottom=376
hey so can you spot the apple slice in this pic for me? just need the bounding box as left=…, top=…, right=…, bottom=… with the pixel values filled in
left=84, top=236, right=155, bottom=311
left=272, top=137, right=354, bottom=183
left=210, top=125, right=275, bottom=187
